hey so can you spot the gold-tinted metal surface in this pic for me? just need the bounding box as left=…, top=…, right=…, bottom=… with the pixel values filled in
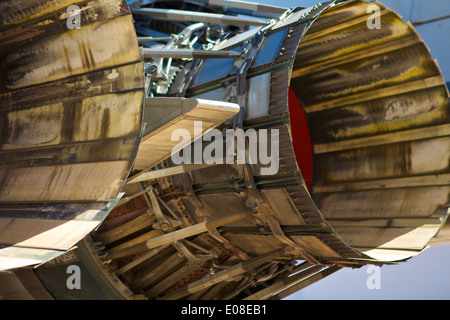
left=0, top=0, right=144, bottom=270
left=133, top=97, right=239, bottom=171
left=6, top=0, right=447, bottom=300
left=291, top=1, right=450, bottom=262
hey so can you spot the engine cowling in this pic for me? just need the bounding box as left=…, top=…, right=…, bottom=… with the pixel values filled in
left=1, top=0, right=449, bottom=300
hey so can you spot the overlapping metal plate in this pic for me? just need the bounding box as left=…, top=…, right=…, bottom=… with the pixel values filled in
left=0, top=0, right=144, bottom=270
left=291, top=1, right=450, bottom=262
left=2, top=0, right=448, bottom=300
left=161, top=0, right=450, bottom=264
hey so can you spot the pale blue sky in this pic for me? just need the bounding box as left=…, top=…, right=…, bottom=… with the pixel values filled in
left=247, top=0, right=450, bottom=300
left=287, top=244, right=450, bottom=300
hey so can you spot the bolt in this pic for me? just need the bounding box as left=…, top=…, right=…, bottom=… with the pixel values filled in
left=146, top=65, right=158, bottom=74
left=160, top=222, right=171, bottom=231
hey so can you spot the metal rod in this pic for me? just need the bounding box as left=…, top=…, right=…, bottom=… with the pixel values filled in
left=142, top=48, right=241, bottom=59
left=160, top=248, right=284, bottom=300
left=115, top=186, right=151, bottom=207
left=145, top=262, right=202, bottom=297
left=137, top=36, right=172, bottom=43
left=183, top=239, right=212, bottom=255
left=200, top=281, right=231, bottom=299
left=156, top=192, right=182, bottom=221
left=269, top=265, right=342, bottom=300
left=126, top=163, right=216, bottom=184
left=243, top=265, right=323, bottom=300
left=135, top=252, right=184, bottom=290
left=145, top=211, right=251, bottom=250
left=116, top=245, right=169, bottom=275
left=131, top=7, right=267, bottom=26
left=287, top=261, right=313, bottom=276
left=148, top=187, right=174, bottom=230
left=191, top=0, right=287, bottom=15
left=222, top=278, right=254, bottom=300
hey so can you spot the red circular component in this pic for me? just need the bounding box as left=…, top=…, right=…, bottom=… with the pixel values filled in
left=288, top=87, right=313, bottom=189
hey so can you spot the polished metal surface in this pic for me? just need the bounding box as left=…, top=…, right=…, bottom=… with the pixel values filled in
left=1, top=0, right=449, bottom=300
left=0, top=0, right=144, bottom=270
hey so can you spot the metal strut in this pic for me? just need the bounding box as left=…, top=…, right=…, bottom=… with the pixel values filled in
left=160, top=248, right=285, bottom=300
left=181, top=172, right=251, bottom=260
left=243, top=165, right=320, bottom=265
left=130, top=7, right=268, bottom=26
left=145, top=211, right=252, bottom=250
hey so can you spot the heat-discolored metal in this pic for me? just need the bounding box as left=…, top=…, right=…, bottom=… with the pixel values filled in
left=0, top=0, right=144, bottom=270
left=1, top=0, right=449, bottom=301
